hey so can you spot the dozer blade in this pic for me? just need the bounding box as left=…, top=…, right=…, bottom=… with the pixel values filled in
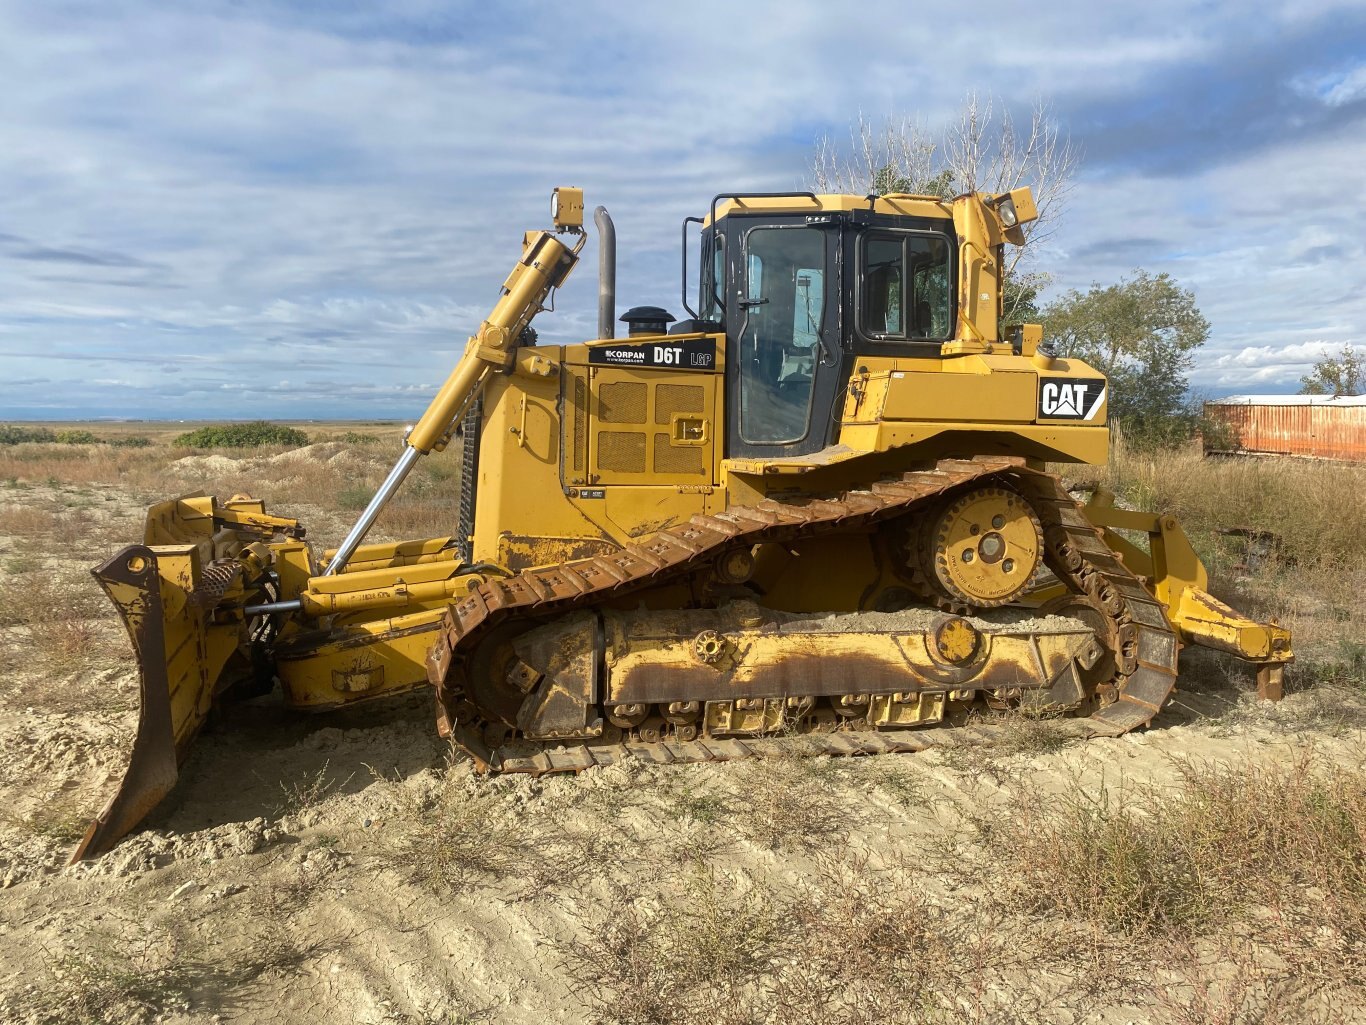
left=72, top=544, right=239, bottom=862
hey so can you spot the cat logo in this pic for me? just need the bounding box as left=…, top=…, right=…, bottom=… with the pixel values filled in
left=1039, top=379, right=1106, bottom=421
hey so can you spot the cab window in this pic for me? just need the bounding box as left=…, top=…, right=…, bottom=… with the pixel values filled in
left=861, top=231, right=952, bottom=341
left=737, top=226, right=826, bottom=445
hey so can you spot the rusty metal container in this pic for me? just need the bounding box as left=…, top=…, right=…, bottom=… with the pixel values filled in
left=1204, top=395, right=1366, bottom=461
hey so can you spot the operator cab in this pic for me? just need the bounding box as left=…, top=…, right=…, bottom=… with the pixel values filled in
left=686, top=193, right=959, bottom=461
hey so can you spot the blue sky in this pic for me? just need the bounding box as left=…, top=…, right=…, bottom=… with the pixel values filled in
left=2, top=0, right=1364, bottom=419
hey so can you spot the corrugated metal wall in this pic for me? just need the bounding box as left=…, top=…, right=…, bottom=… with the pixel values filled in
left=1205, top=402, right=1366, bottom=461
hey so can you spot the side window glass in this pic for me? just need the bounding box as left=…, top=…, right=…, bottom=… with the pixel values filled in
left=860, top=232, right=952, bottom=341
left=864, top=237, right=903, bottom=336
left=908, top=235, right=951, bottom=339
left=701, top=236, right=725, bottom=322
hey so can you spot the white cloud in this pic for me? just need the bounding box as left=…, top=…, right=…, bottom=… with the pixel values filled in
left=1292, top=62, right=1366, bottom=107
left=0, top=2, right=1363, bottom=414
left=1213, top=341, right=1344, bottom=369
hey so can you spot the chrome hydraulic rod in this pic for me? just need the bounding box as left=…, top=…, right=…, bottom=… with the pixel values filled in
left=322, top=443, right=422, bottom=576
left=243, top=597, right=304, bottom=616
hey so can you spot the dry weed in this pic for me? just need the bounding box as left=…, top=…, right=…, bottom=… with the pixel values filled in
left=731, top=752, right=861, bottom=852
left=561, top=868, right=788, bottom=1025
left=966, top=751, right=1366, bottom=970
left=3, top=797, right=92, bottom=844
left=1149, top=937, right=1327, bottom=1025
left=385, top=770, right=544, bottom=892
left=0, top=570, right=117, bottom=682
left=938, top=707, right=1077, bottom=781
left=274, top=761, right=352, bottom=821
left=1, top=925, right=190, bottom=1025
left=873, top=758, right=931, bottom=810
left=563, top=852, right=1077, bottom=1025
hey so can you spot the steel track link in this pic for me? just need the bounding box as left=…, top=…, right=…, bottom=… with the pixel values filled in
left=426, top=457, right=1180, bottom=773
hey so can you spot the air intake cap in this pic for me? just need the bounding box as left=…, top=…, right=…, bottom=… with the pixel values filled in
left=620, top=306, right=675, bottom=337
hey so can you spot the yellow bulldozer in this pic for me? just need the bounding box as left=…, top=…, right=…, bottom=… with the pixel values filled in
left=75, top=185, right=1292, bottom=861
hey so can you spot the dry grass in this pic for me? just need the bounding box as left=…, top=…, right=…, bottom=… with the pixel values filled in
left=1059, top=432, right=1366, bottom=689
left=967, top=752, right=1366, bottom=960
left=0, top=502, right=58, bottom=539
left=562, top=854, right=1070, bottom=1025
left=1089, top=431, right=1366, bottom=569
left=2, top=924, right=190, bottom=1025
left=0, top=444, right=172, bottom=494
left=729, top=750, right=864, bottom=853
left=374, top=498, right=458, bottom=541
left=0, top=571, right=118, bottom=682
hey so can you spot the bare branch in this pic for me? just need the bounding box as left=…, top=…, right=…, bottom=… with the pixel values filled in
left=809, top=94, right=1080, bottom=271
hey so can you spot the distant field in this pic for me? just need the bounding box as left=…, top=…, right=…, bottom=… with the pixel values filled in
left=0, top=419, right=410, bottom=445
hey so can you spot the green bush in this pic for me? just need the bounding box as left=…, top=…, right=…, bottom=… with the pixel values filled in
left=340, top=431, right=380, bottom=444
left=1197, top=414, right=1241, bottom=453
left=1113, top=414, right=1200, bottom=452
left=53, top=429, right=98, bottom=445
left=0, top=425, right=56, bottom=445
left=172, top=422, right=309, bottom=449
left=108, top=435, right=153, bottom=448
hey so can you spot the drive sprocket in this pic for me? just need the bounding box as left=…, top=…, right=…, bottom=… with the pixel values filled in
left=917, top=485, right=1044, bottom=609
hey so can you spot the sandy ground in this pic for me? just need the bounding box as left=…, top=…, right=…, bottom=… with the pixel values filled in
left=1, top=469, right=1363, bottom=1025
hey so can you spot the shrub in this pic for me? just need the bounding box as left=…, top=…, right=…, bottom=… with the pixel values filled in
left=340, top=430, right=380, bottom=444
left=53, top=429, right=98, bottom=445
left=172, top=421, right=309, bottom=448
left=0, top=425, right=55, bottom=445
left=108, top=435, right=152, bottom=448
left=1113, top=413, right=1199, bottom=452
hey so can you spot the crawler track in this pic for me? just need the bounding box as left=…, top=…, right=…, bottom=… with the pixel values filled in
left=427, top=457, right=1180, bottom=773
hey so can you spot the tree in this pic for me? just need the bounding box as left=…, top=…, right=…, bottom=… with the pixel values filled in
left=1042, top=271, right=1210, bottom=427
left=1299, top=343, right=1362, bottom=396
left=810, top=94, right=1079, bottom=325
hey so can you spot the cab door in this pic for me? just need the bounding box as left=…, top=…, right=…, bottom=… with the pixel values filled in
left=725, top=220, right=843, bottom=460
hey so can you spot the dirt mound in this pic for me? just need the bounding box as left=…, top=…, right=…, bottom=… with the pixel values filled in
left=167, top=453, right=244, bottom=476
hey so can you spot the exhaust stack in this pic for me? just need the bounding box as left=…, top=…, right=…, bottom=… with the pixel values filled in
left=595, top=205, right=616, bottom=339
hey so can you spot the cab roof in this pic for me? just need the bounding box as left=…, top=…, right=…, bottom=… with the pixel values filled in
left=705, top=192, right=953, bottom=227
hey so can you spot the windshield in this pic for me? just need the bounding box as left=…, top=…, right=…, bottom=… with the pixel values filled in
left=737, top=226, right=826, bottom=445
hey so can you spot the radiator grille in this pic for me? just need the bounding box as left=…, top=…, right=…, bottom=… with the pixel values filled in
left=598, top=431, right=647, bottom=473
left=655, top=383, right=705, bottom=425
left=599, top=381, right=647, bottom=424
left=653, top=433, right=704, bottom=475
left=572, top=374, right=587, bottom=472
